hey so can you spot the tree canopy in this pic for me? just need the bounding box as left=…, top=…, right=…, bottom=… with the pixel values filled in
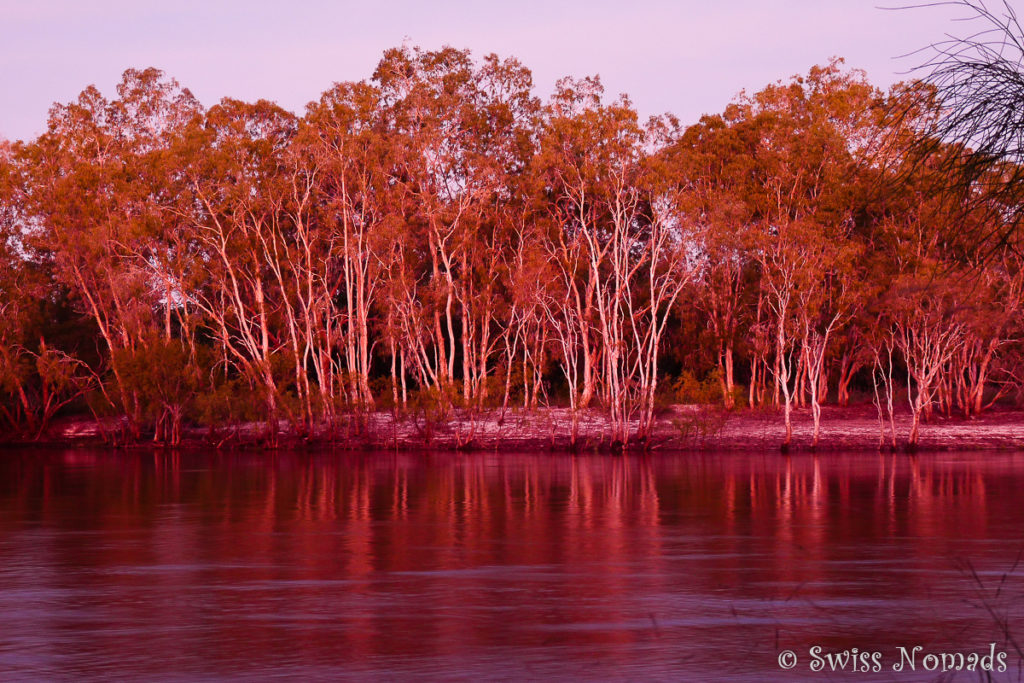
left=2, top=47, right=1022, bottom=449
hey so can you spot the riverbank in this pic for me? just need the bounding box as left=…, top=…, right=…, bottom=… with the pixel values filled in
left=11, top=404, right=1024, bottom=452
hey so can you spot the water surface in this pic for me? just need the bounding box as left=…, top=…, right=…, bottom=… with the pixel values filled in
left=1, top=449, right=1023, bottom=680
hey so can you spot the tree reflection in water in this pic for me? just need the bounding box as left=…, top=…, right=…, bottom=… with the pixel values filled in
left=0, top=450, right=1020, bottom=680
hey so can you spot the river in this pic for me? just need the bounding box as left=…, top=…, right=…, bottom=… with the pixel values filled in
left=1, top=449, right=1022, bottom=680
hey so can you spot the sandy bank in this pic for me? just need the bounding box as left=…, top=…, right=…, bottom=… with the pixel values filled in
left=12, top=404, right=1024, bottom=453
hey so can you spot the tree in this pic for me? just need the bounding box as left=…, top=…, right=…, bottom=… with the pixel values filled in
left=895, top=0, right=1024, bottom=252
left=538, top=77, right=693, bottom=448
left=20, top=69, right=200, bottom=438
left=725, top=61, right=877, bottom=446
left=373, top=46, right=538, bottom=420
left=4, top=48, right=1024, bottom=449
left=304, top=81, right=391, bottom=414
left=667, top=113, right=758, bottom=409
left=164, top=98, right=300, bottom=441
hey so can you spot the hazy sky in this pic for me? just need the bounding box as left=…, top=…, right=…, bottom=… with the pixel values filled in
left=0, top=1, right=983, bottom=141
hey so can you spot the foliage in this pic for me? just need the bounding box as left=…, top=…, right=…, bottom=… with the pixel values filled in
left=2, top=48, right=1023, bottom=451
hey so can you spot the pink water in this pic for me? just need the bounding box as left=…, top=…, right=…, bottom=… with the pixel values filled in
left=1, top=450, right=1022, bottom=680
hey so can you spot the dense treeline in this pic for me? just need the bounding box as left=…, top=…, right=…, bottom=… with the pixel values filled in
left=1, top=48, right=1022, bottom=448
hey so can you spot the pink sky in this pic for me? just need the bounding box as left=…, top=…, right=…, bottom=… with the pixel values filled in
left=0, top=0, right=981, bottom=141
